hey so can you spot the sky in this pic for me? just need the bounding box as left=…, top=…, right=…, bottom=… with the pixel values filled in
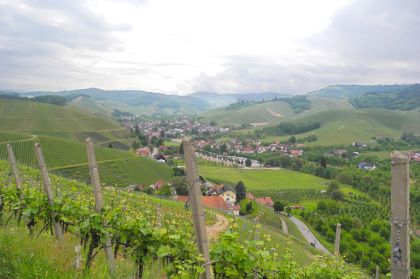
left=0, top=0, right=419, bottom=94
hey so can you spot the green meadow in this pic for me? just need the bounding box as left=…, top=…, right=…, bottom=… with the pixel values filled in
left=198, top=165, right=328, bottom=190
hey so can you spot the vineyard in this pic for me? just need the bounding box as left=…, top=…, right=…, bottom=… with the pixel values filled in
left=0, top=153, right=365, bottom=278
left=0, top=99, right=131, bottom=148
left=0, top=132, right=172, bottom=187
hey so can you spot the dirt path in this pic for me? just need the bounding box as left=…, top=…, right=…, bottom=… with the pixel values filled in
left=207, top=214, right=229, bottom=240
left=266, top=108, right=284, bottom=118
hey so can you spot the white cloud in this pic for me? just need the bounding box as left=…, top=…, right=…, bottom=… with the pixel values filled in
left=0, top=0, right=418, bottom=93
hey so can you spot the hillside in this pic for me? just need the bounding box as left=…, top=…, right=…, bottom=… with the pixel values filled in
left=0, top=159, right=366, bottom=278
left=202, top=100, right=295, bottom=126
left=0, top=99, right=130, bottom=146
left=189, top=91, right=289, bottom=108
left=201, top=95, right=354, bottom=127
left=19, top=88, right=211, bottom=115
left=0, top=131, right=172, bottom=186
left=350, top=84, right=420, bottom=111
left=260, top=108, right=420, bottom=146
left=308, top=84, right=412, bottom=99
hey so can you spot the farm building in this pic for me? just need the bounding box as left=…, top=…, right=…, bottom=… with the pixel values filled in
left=219, top=190, right=236, bottom=205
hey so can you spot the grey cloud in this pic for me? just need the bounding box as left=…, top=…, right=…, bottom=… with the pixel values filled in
left=188, top=56, right=372, bottom=94
left=313, top=0, right=420, bottom=62
left=189, top=0, right=420, bottom=94
left=0, top=0, right=131, bottom=90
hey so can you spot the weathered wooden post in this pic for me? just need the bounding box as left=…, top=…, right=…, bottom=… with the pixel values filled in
left=375, top=265, right=380, bottom=279
left=7, top=144, right=24, bottom=201
left=85, top=138, right=115, bottom=272
left=34, top=143, right=63, bottom=241
left=391, top=151, right=410, bottom=279
left=334, top=223, right=341, bottom=255
left=254, top=215, right=260, bottom=279
left=183, top=139, right=211, bottom=279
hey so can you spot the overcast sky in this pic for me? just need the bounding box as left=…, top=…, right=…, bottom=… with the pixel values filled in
left=0, top=0, right=419, bottom=94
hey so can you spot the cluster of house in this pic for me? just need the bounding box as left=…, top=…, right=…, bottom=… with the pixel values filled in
left=174, top=183, right=274, bottom=216
left=123, top=117, right=229, bottom=140
left=194, top=139, right=304, bottom=157
left=135, top=146, right=167, bottom=162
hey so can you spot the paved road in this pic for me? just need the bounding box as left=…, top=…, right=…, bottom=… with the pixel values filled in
left=289, top=216, right=331, bottom=255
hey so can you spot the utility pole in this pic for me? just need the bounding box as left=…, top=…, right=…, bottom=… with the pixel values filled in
left=391, top=151, right=410, bottom=279
left=183, top=139, right=211, bottom=279
left=335, top=223, right=341, bottom=255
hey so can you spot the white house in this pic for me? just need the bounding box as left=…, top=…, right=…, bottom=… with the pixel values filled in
left=219, top=190, right=236, bottom=206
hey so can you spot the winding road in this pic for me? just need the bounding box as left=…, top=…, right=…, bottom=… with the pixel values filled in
left=289, top=216, right=331, bottom=255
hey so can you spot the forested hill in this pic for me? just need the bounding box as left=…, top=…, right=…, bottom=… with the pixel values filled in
left=308, top=84, right=411, bottom=98
left=350, top=84, right=420, bottom=111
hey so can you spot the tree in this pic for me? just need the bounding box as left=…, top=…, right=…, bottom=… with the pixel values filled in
left=108, top=143, right=113, bottom=148
left=235, top=181, right=246, bottom=202
left=320, top=156, right=327, bottom=168
left=327, top=180, right=340, bottom=194
left=330, top=190, right=344, bottom=201
left=210, top=120, right=217, bottom=126
left=172, top=177, right=189, bottom=195
left=273, top=201, right=284, bottom=213
left=156, top=185, right=172, bottom=197
left=245, top=158, right=252, bottom=167
left=179, top=143, right=184, bottom=155
left=246, top=202, right=253, bottom=213
left=288, top=136, right=296, bottom=144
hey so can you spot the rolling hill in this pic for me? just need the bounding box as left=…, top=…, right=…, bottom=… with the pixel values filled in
left=260, top=108, right=420, bottom=146
left=202, top=99, right=295, bottom=126
left=307, top=84, right=412, bottom=98
left=0, top=99, right=173, bottom=186
left=201, top=95, right=354, bottom=127
left=0, top=130, right=173, bottom=186
left=0, top=98, right=130, bottom=146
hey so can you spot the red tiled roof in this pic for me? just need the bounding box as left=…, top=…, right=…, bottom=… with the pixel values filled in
left=255, top=197, right=273, bottom=207
left=176, top=195, right=228, bottom=210
left=246, top=192, right=255, bottom=200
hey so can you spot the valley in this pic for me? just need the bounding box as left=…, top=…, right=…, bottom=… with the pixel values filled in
left=0, top=83, right=419, bottom=278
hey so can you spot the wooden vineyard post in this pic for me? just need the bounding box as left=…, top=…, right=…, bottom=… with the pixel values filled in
left=7, top=144, right=24, bottom=201
left=254, top=215, right=260, bottom=279
left=183, top=139, right=211, bottom=279
left=85, top=138, right=116, bottom=272
left=375, top=265, right=380, bottom=279
left=334, top=223, right=341, bottom=255
left=34, top=143, right=63, bottom=241
left=391, top=151, right=410, bottom=279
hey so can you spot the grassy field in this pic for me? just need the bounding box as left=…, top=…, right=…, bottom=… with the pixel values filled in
left=198, top=165, right=329, bottom=190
